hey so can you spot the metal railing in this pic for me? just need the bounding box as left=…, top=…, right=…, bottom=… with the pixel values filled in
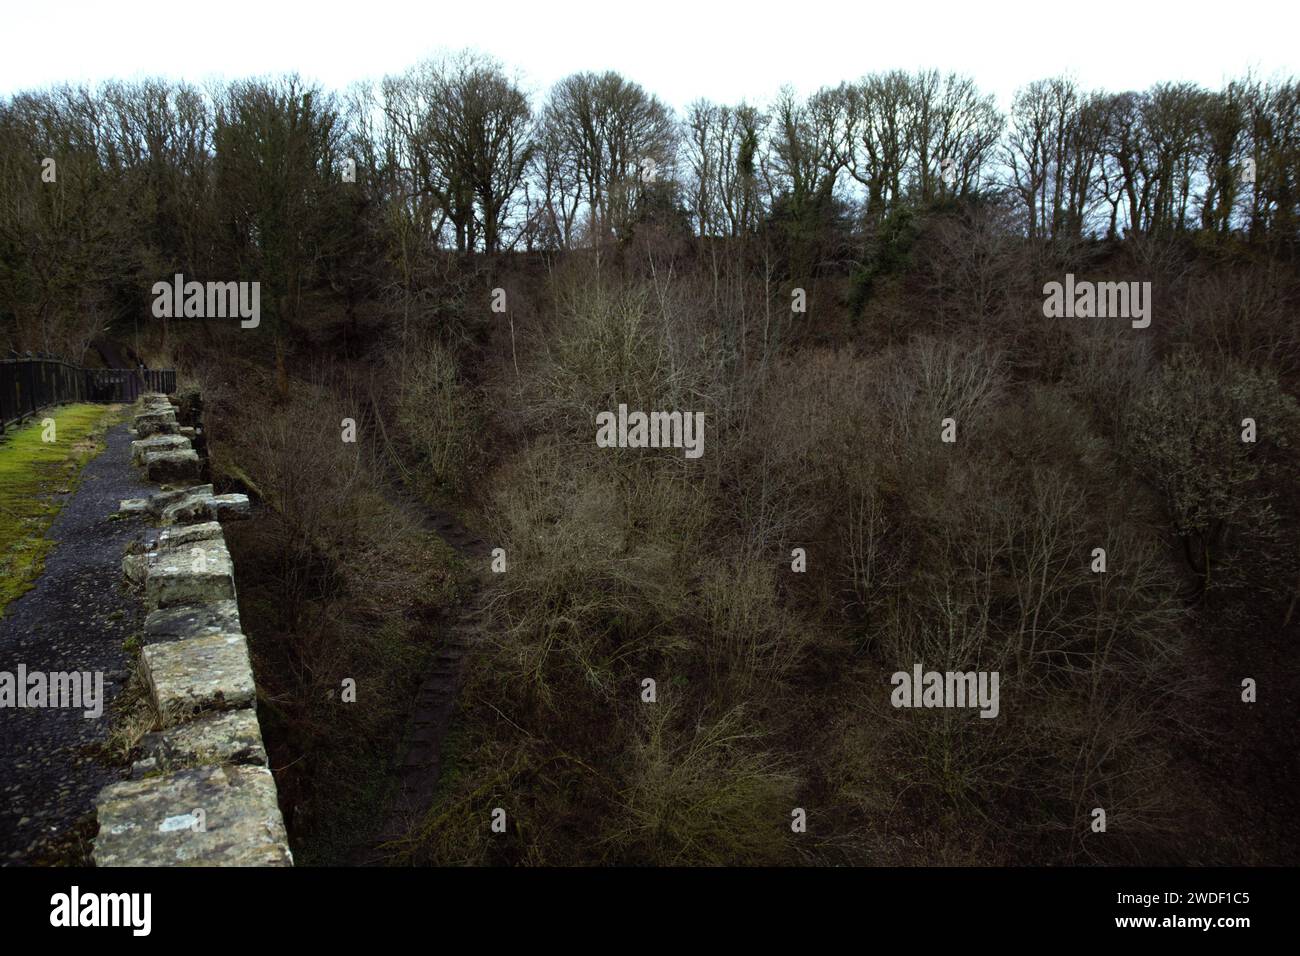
left=0, top=356, right=175, bottom=434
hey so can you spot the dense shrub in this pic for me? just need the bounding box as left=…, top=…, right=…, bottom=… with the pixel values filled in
left=1125, top=352, right=1300, bottom=596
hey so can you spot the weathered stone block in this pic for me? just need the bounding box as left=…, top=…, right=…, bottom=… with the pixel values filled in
left=145, top=449, right=201, bottom=483
left=144, top=539, right=234, bottom=609
left=157, top=522, right=224, bottom=551
left=144, top=600, right=243, bottom=643
left=161, top=491, right=250, bottom=525
left=131, top=433, right=191, bottom=464
left=93, top=765, right=292, bottom=866
left=147, top=484, right=213, bottom=517
left=141, top=632, right=255, bottom=716
left=135, top=410, right=179, bottom=438
left=210, top=494, right=250, bottom=521
left=159, top=493, right=214, bottom=526
left=136, top=709, right=267, bottom=774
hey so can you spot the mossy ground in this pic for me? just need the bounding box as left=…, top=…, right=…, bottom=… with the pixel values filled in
left=0, top=403, right=123, bottom=615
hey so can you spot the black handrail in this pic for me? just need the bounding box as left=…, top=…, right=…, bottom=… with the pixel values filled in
left=0, top=357, right=175, bottom=434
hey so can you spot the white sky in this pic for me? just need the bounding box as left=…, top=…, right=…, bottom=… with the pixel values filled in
left=3, top=0, right=1296, bottom=111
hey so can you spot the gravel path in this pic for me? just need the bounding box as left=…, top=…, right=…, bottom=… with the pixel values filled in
left=0, top=421, right=154, bottom=864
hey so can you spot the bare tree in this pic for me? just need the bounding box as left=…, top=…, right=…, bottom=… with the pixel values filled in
left=541, top=71, right=676, bottom=242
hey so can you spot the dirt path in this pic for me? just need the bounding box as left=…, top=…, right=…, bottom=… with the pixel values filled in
left=354, top=484, right=493, bottom=864
left=0, top=422, right=155, bottom=864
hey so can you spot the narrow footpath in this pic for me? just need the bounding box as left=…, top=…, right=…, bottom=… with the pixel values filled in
left=0, top=422, right=155, bottom=864
left=356, top=483, right=492, bottom=864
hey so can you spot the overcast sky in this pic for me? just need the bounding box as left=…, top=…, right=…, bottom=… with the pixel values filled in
left=4, top=0, right=1296, bottom=110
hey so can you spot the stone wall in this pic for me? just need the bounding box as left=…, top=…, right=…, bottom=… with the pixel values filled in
left=93, top=393, right=292, bottom=866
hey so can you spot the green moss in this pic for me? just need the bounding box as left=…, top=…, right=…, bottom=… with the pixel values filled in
left=0, top=403, right=122, bottom=615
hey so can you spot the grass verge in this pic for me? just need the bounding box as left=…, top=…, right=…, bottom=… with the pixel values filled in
left=0, top=403, right=122, bottom=615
